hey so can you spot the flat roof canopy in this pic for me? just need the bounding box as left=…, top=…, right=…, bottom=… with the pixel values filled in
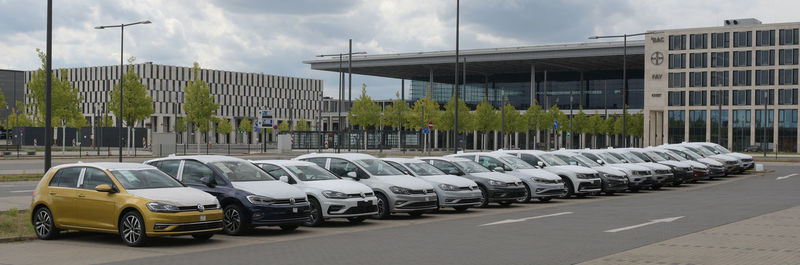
left=304, top=40, right=645, bottom=81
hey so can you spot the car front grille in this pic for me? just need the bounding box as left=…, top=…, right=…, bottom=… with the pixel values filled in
left=168, top=221, right=223, bottom=232
left=655, top=170, right=671, bottom=174
left=400, top=201, right=438, bottom=209
left=273, top=198, right=307, bottom=205
left=176, top=204, right=218, bottom=212
left=347, top=192, right=375, bottom=198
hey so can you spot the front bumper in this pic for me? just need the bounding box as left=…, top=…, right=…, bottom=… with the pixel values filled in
left=576, top=179, right=602, bottom=193
left=147, top=209, right=223, bottom=236
left=707, top=166, right=726, bottom=178
left=437, top=189, right=484, bottom=207
left=672, top=169, right=693, bottom=183
left=323, top=197, right=379, bottom=218
left=486, top=186, right=528, bottom=202
left=249, top=203, right=311, bottom=226
left=531, top=182, right=567, bottom=198
left=743, top=160, right=754, bottom=169
left=390, top=194, right=439, bottom=213
left=691, top=169, right=708, bottom=181
left=601, top=178, right=629, bottom=192
left=627, top=175, right=654, bottom=188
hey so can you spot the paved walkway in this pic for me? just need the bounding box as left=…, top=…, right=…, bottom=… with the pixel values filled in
left=580, top=206, right=800, bottom=265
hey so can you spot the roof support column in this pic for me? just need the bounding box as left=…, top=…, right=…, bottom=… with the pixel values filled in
left=484, top=75, right=489, bottom=101
left=530, top=64, right=536, bottom=106
left=428, top=68, right=434, bottom=97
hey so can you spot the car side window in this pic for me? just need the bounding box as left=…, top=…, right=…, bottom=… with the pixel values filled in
left=431, top=160, right=462, bottom=175
left=303, top=158, right=328, bottom=168
left=478, top=156, right=504, bottom=170
left=49, top=167, right=82, bottom=188
left=328, top=158, right=351, bottom=177
left=520, top=154, right=542, bottom=166
left=181, top=160, right=216, bottom=185
left=156, top=160, right=182, bottom=178
left=80, top=168, right=114, bottom=190
left=385, top=161, right=410, bottom=175
left=582, top=153, right=600, bottom=162
left=259, top=164, right=294, bottom=183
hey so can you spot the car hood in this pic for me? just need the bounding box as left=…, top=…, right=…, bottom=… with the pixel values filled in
left=470, top=172, right=523, bottom=183
left=518, top=168, right=562, bottom=180
left=658, top=160, right=692, bottom=169
left=609, top=163, right=652, bottom=171
left=724, top=152, right=753, bottom=160
left=127, top=187, right=218, bottom=207
left=591, top=166, right=627, bottom=176
left=232, top=181, right=307, bottom=199
left=637, top=162, right=672, bottom=170
left=698, top=158, right=723, bottom=166
left=710, top=154, right=739, bottom=162
left=681, top=160, right=707, bottom=169
left=418, top=175, right=477, bottom=187
left=373, top=175, right=435, bottom=190
left=301, top=179, right=373, bottom=194
left=550, top=165, right=598, bottom=174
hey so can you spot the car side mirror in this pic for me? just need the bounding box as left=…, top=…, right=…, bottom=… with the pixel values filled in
left=493, top=167, right=505, bottom=173
left=596, top=159, right=605, bottom=165
left=200, top=176, right=217, bottom=187
left=537, top=161, right=545, bottom=168
left=279, top=176, right=290, bottom=183
left=95, top=184, right=116, bottom=193
left=346, top=171, right=359, bottom=180
left=447, top=169, right=460, bottom=175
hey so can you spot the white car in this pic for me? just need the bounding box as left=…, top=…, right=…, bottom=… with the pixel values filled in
left=645, top=147, right=713, bottom=181
left=694, top=142, right=754, bottom=170
left=252, top=160, right=378, bottom=226
left=418, top=156, right=527, bottom=207
left=671, top=143, right=741, bottom=174
left=606, top=149, right=674, bottom=189
left=382, top=158, right=483, bottom=212
left=498, top=150, right=602, bottom=197
left=447, top=152, right=566, bottom=202
left=577, top=149, right=656, bottom=192
left=295, top=153, right=438, bottom=218
left=626, top=148, right=693, bottom=186
left=659, top=145, right=726, bottom=178
left=549, top=151, right=630, bottom=195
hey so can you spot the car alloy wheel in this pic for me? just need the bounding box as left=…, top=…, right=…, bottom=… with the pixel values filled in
left=223, top=205, right=245, bottom=235
left=33, top=207, right=57, bottom=240
left=120, top=211, right=146, bottom=247
left=373, top=193, right=390, bottom=219
left=516, top=183, right=531, bottom=203
left=304, top=198, right=323, bottom=227
left=477, top=186, right=489, bottom=208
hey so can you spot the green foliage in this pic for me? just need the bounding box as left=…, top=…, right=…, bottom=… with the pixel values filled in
left=473, top=98, right=499, bottom=133
left=26, top=49, right=84, bottom=127
left=108, top=61, right=154, bottom=128
left=0, top=86, right=6, bottom=112
left=5, top=101, right=34, bottom=128
left=613, top=115, right=624, bottom=135
left=587, top=112, right=604, bottom=135
left=405, top=93, right=441, bottom=130
left=439, top=96, right=472, bottom=132
left=523, top=101, right=546, bottom=131
left=237, top=118, right=251, bottom=133
left=216, top=118, right=233, bottom=134
left=347, top=84, right=381, bottom=130
left=382, top=92, right=411, bottom=129
left=502, top=103, right=524, bottom=133
left=183, top=62, right=220, bottom=133
left=277, top=120, right=290, bottom=132
left=546, top=104, right=568, bottom=132
left=629, top=113, right=644, bottom=138
left=175, top=117, right=187, bottom=133
left=573, top=107, right=589, bottom=134
left=295, top=119, right=310, bottom=131
left=604, top=115, right=617, bottom=135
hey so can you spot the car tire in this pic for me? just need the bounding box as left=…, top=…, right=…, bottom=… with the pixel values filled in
left=498, top=201, right=513, bottom=207
left=477, top=186, right=489, bottom=208
left=652, top=184, right=662, bottom=190
left=119, top=210, right=147, bottom=247
left=223, top=204, right=248, bottom=236
left=516, top=183, right=531, bottom=203
left=562, top=179, right=575, bottom=198
left=537, top=197, right=552, bottom=202
left=604, top=191, right=616, bottom=196
left=373, top=193, right=391, bottom=219
left=453, top=206, right=469, bottom=212
left=33, top=206, right=58, bottom=240
left=629, top=187, right=640, bottom=193
left=280, top=225, right=299, bottom=231
left=304, top=197, right=324, bottom=227
left=347, top=216, right=366, bottom=223
left=408, top=211, right=424, bottom=217
left=191, top=232, right=214, bottom=240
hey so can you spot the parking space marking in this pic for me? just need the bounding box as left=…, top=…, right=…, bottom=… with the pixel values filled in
left=776, top=173, right=796, bottom=180
left=9, top=190, right=34, bottom=193
left=605, top=216, right=684, bottom=233
left=479, top=211, right=573, bottom=226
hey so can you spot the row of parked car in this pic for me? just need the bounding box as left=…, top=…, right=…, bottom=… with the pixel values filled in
left=29, top=142, right=754, bottom=246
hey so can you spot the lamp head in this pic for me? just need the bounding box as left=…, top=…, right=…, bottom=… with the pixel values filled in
left=142, top=20, right=152, bottom=24
left=95, top=26, right=105, bottom=29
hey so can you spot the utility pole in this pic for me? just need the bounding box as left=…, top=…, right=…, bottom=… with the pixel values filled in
left=44, top=0, right=52, bottom=171
left=453, top=0, right=460, bottom=154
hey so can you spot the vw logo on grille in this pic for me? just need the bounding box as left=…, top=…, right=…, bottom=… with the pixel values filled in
left=197, top=204, right=205, bottom=212
left=360, top=192, right=366, bottom=198
left=289, top=198, right=296, bottom=204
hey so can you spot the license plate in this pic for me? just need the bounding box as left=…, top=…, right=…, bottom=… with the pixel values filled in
left=292, top=208, right=298, bottom=213
left=425, top=197, right=430, bottom=201
left=200, top=215, right=206, bottom=221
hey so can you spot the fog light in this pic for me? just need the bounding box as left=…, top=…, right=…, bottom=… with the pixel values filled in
left=395, top=200, right=406, bottom=206
left=536, top=188, right=546, bottom=192
left=445, top=199, right=457, bottom=203
left=153, top=224, right=169, bottom=230
left=252, top=212, right=264, bottom=219
left=634, top=178, right=641, bottom=181
left=328, top=205, right=344, bottom=212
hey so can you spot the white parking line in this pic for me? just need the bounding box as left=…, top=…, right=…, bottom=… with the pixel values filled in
left=479, top=212, right=573, bottom=226
left=776, top=173, right=797, bottom=180
left=605, top=216, right=684, bottom=233
left=9, top=190, right=34, bottom=193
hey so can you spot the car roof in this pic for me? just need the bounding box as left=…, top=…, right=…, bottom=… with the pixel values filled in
left=499, top=149, right=546, bottom=155
left=50, top=162, right=155, bottom=171
left=446, top=152, right=514, bottom=158
left=416, top=156, right=471, bottom=162
left=294, top=153, right=377, bottom=161
left=251, top=160, right=316, bottom=167
left=146, top=155, right=248, bottom=164
left=382, top=157, right=424, bottom=164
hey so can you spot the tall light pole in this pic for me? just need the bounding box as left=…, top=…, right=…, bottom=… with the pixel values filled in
left=453, top=0, right=460, bottom=154
left=763, top=91, right=768, bottom=157
left=316, top=51, right=366, bottom=153
left=589, top=31, right=661, bottom=148
left=96, top=20, right=151, bottom=162
left=44, top=0, right=52, bottom=171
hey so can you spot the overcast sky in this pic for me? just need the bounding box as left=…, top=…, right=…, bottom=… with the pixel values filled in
left=1, top=0, right=799, bottom=100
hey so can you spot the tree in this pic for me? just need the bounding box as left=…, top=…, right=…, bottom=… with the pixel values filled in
left=501, top=103, right=523, bottom=148
left=573, top=107, right=588, bottom=148
left=587, top=112, right=604, bottom=148
left=439, top=96, right=472, bottom=148
left=0, top=86, right=6, bottom=117
left=523, top=101, right=545, bottom=149
left=277, top=120, right=290, bottom=132
left=175, top=117, right=187, bottom=143
left=382, top=92, right=411, bottom=148
left=26, top=49, right=84, bottom=127
left=108, top=58, right=154, bottom=152
left=473, top=98, right=499, bottom=150
left=348, top=84, right=381, bottom=130
left=184, top=62, right=220, bottom=150
left=216, top=118, right=233, bottom=144
left=5, top=101, right=34, bottom=128
left=405, top=94, right=441, bottom=130
left=295, top=119, right=310, bottom=131
left=629, top=113, right=644, bottom=147
left=238, top=118, right=251, bottom=144
left=545, top=104, right=567, bottom=149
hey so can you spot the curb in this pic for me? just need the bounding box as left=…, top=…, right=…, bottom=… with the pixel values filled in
left=0, top=235, right=36, bottom=243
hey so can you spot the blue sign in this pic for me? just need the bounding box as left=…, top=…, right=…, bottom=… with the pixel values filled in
left=554, top=120, right=559, bottom=131
left=422, top=128, right=431, bottom=134
left=253, top=121, right=260, bottom=133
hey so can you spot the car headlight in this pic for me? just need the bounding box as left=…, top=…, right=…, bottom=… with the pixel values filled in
left=146, top=201, right=180, bottom=212
left=389, top=186, right=412, bottom=195
left=246, top=195, right=276, bottom=205
left=322, top=190, right=348, bottom=199
left=437, top=183, right=460, bottom=191
left=576, top=173, right=594, bottom=179
left=488, top=180, right=506, bottom=186
left=532, top=177, right=548, bottom=183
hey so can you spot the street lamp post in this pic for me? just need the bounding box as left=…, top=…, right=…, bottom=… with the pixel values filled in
left=763, top=92, right=768, bottom=157
left=316, top=51, right=366, bottom=153
left=96, top=20, right=151, bottom=162
left=589, top=31, right=662, bottom=148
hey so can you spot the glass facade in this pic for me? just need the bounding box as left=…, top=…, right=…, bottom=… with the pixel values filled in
left=755, top=109, right=774, bottom=148
left=668, top=110, right=685, bottom=144
left=710, top=110, right=729, bottom=146
left=689, top=110, right=707, bottom=142
left=778, top=109, right=798, bottom=152
left=732, top=110, right=751, bottom=151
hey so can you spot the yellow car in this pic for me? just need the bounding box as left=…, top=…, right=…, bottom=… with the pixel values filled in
left=31, top=162, right=223, bottom=247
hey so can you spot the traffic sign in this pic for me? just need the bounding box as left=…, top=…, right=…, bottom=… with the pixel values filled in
left=554, top=120, right=559, bottom=131
left=260, top=109, right=274, bottom=128
left=422, top=128, right=430, bottom=134
left=253, top=121, right=260, bottom=133
left=428, top=121, right=434, bottom=130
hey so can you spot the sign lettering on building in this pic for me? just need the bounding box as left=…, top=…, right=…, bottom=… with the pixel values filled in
left=651, top=36, right=664, bottom=43
left=652, top=74, right=663, bottom=80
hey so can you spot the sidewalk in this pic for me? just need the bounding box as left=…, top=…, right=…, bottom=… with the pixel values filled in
left=580, top=206, right=800, bottom=265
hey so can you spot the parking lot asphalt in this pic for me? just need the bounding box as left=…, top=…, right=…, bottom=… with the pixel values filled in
left=0, top=163, right=796, bottom=265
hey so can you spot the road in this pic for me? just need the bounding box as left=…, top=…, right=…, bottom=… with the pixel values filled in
left=0, top=163, right=796, bottom=265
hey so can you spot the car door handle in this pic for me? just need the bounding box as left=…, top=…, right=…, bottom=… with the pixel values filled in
left=77, top=194, right=85, bottom=198
left=49, top=192, right=57, bottom=195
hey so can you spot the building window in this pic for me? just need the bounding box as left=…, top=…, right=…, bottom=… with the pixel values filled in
left=755, top=109, right=775, bottom=149
left=689, top=72, right=707, bottom=87
left=755, top=50, right=775, bottom=66
left=711, top=32, right=730, bottom=48
left=689, top=110, right=707, bottom=142
left=668, top=73, right=686, bottom=88
left=733, top=31, right=752, bottom=47
left=668, top=91, right=685, bottom=106
left=779, top=49, right=799, bottom=65
left=669, top=54, right=686, bottom=69
left=690, top=33, right=708, bottom=49
left=778, top=69, right=799, bottom=85
left=755, top=70, right=775, bottom=85
left=689, top=53, right=707, bottom=68
left=732, top=51, right=752, bottom=67
left=710, top=52, right=729, bottom=67
left=732, top=89, right=751, bottom=105
left=732, top=110, right=751, bottom=151
left=779, top=28, right=799, bottom=45
left=755, top=89, right=775, bottom=105
left=710, top=109, right=729, bottom=146
left=711, top=90, right=729, bottom=105
left=668, top=110, right=685, bottom=144
left=756, top=30, right=775, bottom=46
left=711, top=71, right=729, bottom=87
left=689, top=91, right=707, bottom=106
left=732, top=70, right=752, bottom=86
left=669, top=35, right=686, bottom=50
left=778, top=88, right=799, bottom=105
left=778, top=109, right=798, bottom=152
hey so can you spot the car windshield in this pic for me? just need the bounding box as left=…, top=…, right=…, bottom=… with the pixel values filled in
left=211, top=161, right=275, bottom=182
left=642, top=151, right=666, bottom=162
left=454, top=161, right=491, bottom=173
left=554, top=154, right=584, bottom=166
left=630, top=151, right=654, bottom=162
left=354, top=159, right=404, bottom=176
left=571, top=154, right=601, bottom=166
left=111, top=169, right=184, bottom=190
left=499, top=156, right=535, bottom=169
left=686, top=146, right=714, bottom=156
left=619, top=152, right=646, bottom=163
left=712, top=145, right=732, bottom=154
left=701, top=145, right=721, bottom=154
left=285, top=165, right=339, bottom=181
left=673, top=148, right=702, bottom=160
left=405, top=162, right=446, bottom=176
left=539, top=154, right=568, bottom=166
left=662, top=150, right=688, bottom=161
left=597, top=152, right=624, bottom=164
